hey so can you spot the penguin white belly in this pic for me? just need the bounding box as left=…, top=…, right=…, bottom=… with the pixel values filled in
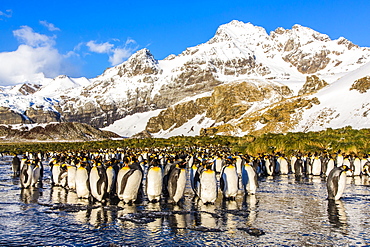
left=75, top=167, right=89, bottom=198
left=311, top=158, right=321, bottom=176
left=326, top=159, right=335, bottom=177
left=214, top=159, right=222, bottom=173
left=67, top=165, right=77, bottom=190
left=20, top=164, right=33, bottom=188
left=89, top=167, right=101, bottom=201
left=278, top=157, right=289, bottom=175
left=242, top=165, right=257, bottom=194
left=116, top=167, right=130, bottom=197
left=106, top=166, right=116, bottom=194
left=335, top=172, right=347, bottom=200
left=290, top=156, right=297, bottom=174
left=58, top=169, right=68, bottom=188
left=222, top=166, right=238, bottom=198
left=199, top=170, right=217, bottom=203
left=52, top=164, right=61, bottom=186
left=172, top=169, right=186, bottom=203
left=188, top=156, right=194, bottom=168
left=146, top=167, right=163, bottom=202
left=265, top=159, right=273, bottom=176
left=235, top=158, right=243, bottom=176
left=337, top=155, right=344, bottom=166
left=121, top=170, right=142, bottom=203
left=353, top=158, right=361, bottom=176
left=31, top=165, right=40, bottom=187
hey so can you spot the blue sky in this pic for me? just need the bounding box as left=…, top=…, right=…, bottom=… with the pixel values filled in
left=0, top=0, right=369, bottom=85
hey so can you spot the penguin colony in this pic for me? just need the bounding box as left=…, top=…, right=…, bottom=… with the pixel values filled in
left=14, top=148, right=370, bottom=204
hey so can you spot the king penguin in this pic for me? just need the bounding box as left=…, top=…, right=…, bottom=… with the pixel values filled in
left=352, top=157, right=361, bottom=176
left=67, top=160, right=77, bottom=190
left=294, top=154, right=304, bottom=179
left=116, top=158, right=143, bottom=204
left=165, top=157, right=187, bottom=204
left=241, top=160, right=258, bottom=195
left=327, top=165, right=352, bottom=200
left=311, top=155, right=322, bottom=176
left=220, top=158, right=239, bottom=200
left=51, top=158, right=61, bottom=186
left=89, top=162, right=108, bottom=202
left=145, top=159, right=163, bottom=203
left=277, top=156, right=289, bottom=175
left=11, top=155, right=21, bottom=177
left=198, top=161, right=218, bottom=204
left=190, top=158, right=201, bottom=196
left=75, top=162, right=90, bottom=199
left=31, top=160, right=41, bottom=187
left=105, top=158, right=118, bottom=196
left=20, top=159, right=33, bottom=189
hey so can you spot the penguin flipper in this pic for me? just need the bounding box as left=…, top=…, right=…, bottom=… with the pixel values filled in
left=331, top=173, right=339, bottom=197
left=220, top=174, right=225, bottom=192
left=193, top=170, right=201, bottom=196
left=119, top=169, right=135, bottom=195
left=168, top=169, right=180, bottom=199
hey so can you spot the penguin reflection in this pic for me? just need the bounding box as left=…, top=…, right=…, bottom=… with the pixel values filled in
left=89, top=206, right=114, bottom=228
left=222, top=199, right=239, bottom=232
left=243, top=194, right=258, bottom=226
left=327, top=200, right=348, bottom=232
left=118, top=201, right=137, bottom=228
left=146, top=202, right=162, bottom=231
left=168, top=205, right=187, bottom=233
left=51, top=186, right=68, bottom=204
left=198, top=203, right=218, bottom=229
left=20, top=188, right=41, bottom=204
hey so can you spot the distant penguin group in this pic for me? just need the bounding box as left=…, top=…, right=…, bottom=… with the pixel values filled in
left=14, top=147, right=370, bottom=204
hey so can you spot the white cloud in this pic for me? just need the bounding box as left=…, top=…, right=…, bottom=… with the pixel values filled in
left=13, top=26, right=55, bottom=47
left=86, top=41, right=114, bottom=54
left=0, top=9, right=12, bottom=19
left=39, top=20, right=60, bottom=31
left=109, top=47, right=134, bottom=65
left=86, top=38, right=138, bottom=65
left=0, top=26, right=68, bottom=86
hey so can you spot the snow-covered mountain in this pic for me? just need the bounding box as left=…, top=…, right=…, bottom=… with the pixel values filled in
left=1, top=20, right=370, bottom=138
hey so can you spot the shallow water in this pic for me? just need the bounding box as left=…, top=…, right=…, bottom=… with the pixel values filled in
left=0, top=156, right=369, bottom=246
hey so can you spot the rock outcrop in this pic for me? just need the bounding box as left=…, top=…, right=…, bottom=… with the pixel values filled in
left=350, top=76, right=370, bottom=93
left=298, top=75, right=328, bottom=95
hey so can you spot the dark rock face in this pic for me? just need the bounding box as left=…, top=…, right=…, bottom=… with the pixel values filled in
left=0, top=107, right=27, bottom=124
left=25, top=107, right=61, bottom=123
left=18, top=83, right=42, bottom=95
left=298, top=75, right=328, bottom=95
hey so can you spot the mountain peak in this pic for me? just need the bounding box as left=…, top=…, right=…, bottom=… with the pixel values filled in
left=209, top=20, right=268, bottom=45
left=114, top=48, right=160, bottom=77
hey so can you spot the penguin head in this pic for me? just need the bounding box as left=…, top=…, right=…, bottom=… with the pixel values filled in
left=225, top=157, right=235, bottom=165
left=149, top=159, right=161, bottom=168
left=341, top=165, right=352, bottom=172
